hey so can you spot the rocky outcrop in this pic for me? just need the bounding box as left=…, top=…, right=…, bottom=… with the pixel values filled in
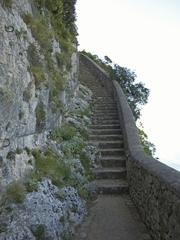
left=0, top=0, right=78, bottom=184
left=0, top=1, right=98, bottom=239
left=0, top=180, right=86, bottom=240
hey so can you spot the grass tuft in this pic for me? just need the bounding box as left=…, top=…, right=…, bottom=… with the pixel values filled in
left=51, top=123, right=76, bottom=142
left=35, top=102, right=46, bottom=132
left=2, top=0, right=13, bottom=9
left=6, top=181, right=27, bottom=204
left=30, top=66, right=45, bottom=89
left=32, top=148, right=71, bottom=187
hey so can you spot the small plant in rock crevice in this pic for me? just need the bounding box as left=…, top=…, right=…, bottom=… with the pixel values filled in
left=32, top=148, right=71, bottom=188
left=35, top=102, right=46, bottom=132
left=6, top=181, right=27, bottom=204
left=27, top=43, right=42, bottom=67
left=1, top=0, right=13, bottom=9
left=31, top=224, right=46, bottom=240
left=23, top=14, right=53, bottom=51
left=51, top=123, right=77, bottom=142
left=30, top=66, right=46, bottom=89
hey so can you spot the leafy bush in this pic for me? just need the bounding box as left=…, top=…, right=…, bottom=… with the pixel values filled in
left=80, top=152, right=91, bottom=173
left=32, top=149, right=71, bottom=187
left=31, top=224, right=45, bottom=240
left=30, top=66, right=45, bottom=88
left=51, top=123, right=77, bottom=141
left=27, top=44, right=41, bottom=67
left=6, top=181, right=27, bottom=203
left=6, top=151, right=15, bottom=161
left=61, top=136, right=85, bottom=157
left=1, top=0, right=13, bottom=9
left=23, top=14, right=52, bottom=51
left=25, top=171, right=39, bottom=192
left=16, top=148, right=23, bottom=154
left=35, top=102, right=46, bottom=132
left=138, top=127, right=156, bottom=157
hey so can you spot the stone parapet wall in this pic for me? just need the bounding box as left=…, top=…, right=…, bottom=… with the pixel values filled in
left=113, top=80, right=180, bottom=240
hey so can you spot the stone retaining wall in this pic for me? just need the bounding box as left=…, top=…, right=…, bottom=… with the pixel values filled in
left=80, top=53, right=180, bottom=240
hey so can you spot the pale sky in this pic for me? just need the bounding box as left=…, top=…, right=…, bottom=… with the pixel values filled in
left=76, top=0, right=180, bottom=171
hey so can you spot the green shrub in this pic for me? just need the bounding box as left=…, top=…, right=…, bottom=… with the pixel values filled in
left=79, top=128, right=89, bottom=140
left=48, top=68, right=66, bottom=112
left=51, top=124, right=76, bottom=142
left=61, top=136, right=85, bottom=157
left=35, top=102, right=46, bottom=132
left=31, top=224, right=45, bottom=240
left=16, top=148, right=23, bottom=154
left=0, top=87, right=12, bottom=104
left=15, top=28, right=27, bottom=40
left=0, top=223, right=7, bottom=233
left=32, top=149, right=71, bottom=187
left=30, top=66, right=45, bottom=89
left=27, top=44, right=41, bottom=67
left=6, top=181, right=27, bottom=204
left=77, top=186, right=91, bottom=201
left=51, top=70, right=66, bottom=91
left=6, top=151, right=15, bottom=161
left=25, top=147, right=31, bottom=155
left=23, top=85, right=32, bottom=102
left=80, top=152, right=91, bottom=173
left=24, top=171, right=39, bottom=192
left=2, top=0, right=13, bottom=9
left=18, top=110, right=24, bottom=120
left=23, top=14, right=52, bottom=51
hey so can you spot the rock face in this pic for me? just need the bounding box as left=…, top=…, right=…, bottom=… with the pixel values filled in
left=0, top=1, right=96, bottom=239
left=0, top=0, right=78, bottom=184
left=0, top=179, right=86, bottom=240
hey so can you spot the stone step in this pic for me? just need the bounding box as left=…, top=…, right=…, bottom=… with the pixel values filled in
left=92, top=95, right=113, bottom=98
left=89, top=134, right=123, bottom=141
left=88, top=140, right=123, bottom=149
left=100, top=156, right=126, bottom=167
left=95, top=179, right=129, bottom=194
left=92, top=117, right=119, bottom=122
left=92, top=112, right=118, bottom=117
left=89, top=124, right=121, bottom=130
left=90, top=129, right=121, bottom=135
left=100, top=148, right=124, bottom=156
left=93, top=110, right=118, bottom=115
left=93, top=167, right=126, bottom=179
left=94, top=101, right=116, bottom=104
left=93, top=97, right=114, bottom=100
left=94, top=103, right=117, bottom=107
left=92, top=119, right=120, bottom=124
left=94, top=105, right=117, bottom=109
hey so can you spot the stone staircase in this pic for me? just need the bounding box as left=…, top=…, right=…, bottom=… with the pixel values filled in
left=79, top=57, right=129, bottom=195
left=89, top=94, right=129, bottom=195
left=76, top=56, right=153, bottom=240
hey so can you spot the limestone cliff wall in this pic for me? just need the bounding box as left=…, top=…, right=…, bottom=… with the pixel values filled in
left=0, top=0, right=78, bottom=184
